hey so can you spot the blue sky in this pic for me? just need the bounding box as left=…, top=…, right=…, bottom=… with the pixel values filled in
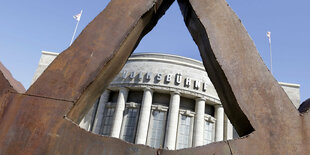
left=0, top=0, right=309, bottom=102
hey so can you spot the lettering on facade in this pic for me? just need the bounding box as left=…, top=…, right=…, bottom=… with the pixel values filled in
left=156, top=73, right=162, bottom=81
left=175, top=73, right=182, bottom=84
left=138, top=72, right=143, bottom=80
left=146, top=72, right=151, bottom=80
left=121, top=71, right=208, bottom=92
left=203, top=82, right=208, bottom=91
left=129, top=72, right=135, bottom=79
left=194, top=80, right=200, bottom=90
left=166, top=74, right=172, bottom=83
left=185, top=77, right=191, bottom=87
left=122, top=71, right=127, bottom=79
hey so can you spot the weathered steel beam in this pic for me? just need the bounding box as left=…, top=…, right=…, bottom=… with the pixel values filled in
left=0, top=0, right=176, bottom=154
left=178, top=0, right=309, bottom=154
left=27, top=0, right=174, bottom=123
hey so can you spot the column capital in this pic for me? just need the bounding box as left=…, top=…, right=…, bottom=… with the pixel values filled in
left=214, top=104, right=223, bottom=108
left=195, top=97, right=206, bottom=102
left=119, top=87, right=129, bottom=92
left=143, top=87, right=153, bottom=93
left=100, top=89, right=111, bottom=98
left=170, top=90, right=180, bottom=95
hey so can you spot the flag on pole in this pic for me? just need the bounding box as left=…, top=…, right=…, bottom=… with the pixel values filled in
left=266, top=31, right=271, bottom=43
left=70, top=10, right=83, bottom=46
left=73, top=10, right=82, bottom=21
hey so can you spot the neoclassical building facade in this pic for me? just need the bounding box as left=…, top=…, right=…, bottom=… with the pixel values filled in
left=33, top=51, right=301, bottom=150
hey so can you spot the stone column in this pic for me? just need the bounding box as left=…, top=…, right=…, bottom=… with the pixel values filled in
left=79, top=117, right=89, bottom=130
left=79, top=104, right=96, bottom=131
left=92, top=90, right=111, bottom=134
left=164, top=91, right=180, bottom=150
left=225, top=115, right=233, bottom=140
left=215, top=105, right=224, bottom=141
left=193, top=97, right=206, bottom=147
left=111, top=88, right=128, bottom=138
left=135, top=87, right=153, bottom=144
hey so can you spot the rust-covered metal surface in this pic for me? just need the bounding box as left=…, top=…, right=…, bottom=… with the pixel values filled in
left=0, top=0, right=308, bottom=154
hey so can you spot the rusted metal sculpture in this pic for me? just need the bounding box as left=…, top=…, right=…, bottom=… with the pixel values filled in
left=0, top=0, right=308, bottom=154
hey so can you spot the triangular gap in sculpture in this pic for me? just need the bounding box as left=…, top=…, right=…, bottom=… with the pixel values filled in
left=29, top=0, right=253, bottom=136
left=0, top=0, right=299, bottom=154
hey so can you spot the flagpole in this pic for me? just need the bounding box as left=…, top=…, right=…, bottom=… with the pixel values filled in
left=70, top=20, right=80, bottom=46
left=267, top=31, right=272, bottom=74
left=269, top=35, right=272, bottom=74
left=70, top=10, right=83, bottom=46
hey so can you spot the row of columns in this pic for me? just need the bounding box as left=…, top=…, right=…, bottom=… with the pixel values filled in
left=85, top=87, right=230, bottom=149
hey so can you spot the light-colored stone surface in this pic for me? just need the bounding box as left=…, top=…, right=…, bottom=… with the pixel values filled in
left=193, top=97, right=206, bottom=147
left=164, top=91, right=180, bottom=150
left=33, top=52, right=300, bottom=107
left=135, top=87, right=153, bottom=144
left=32, top=51, right=58, bottom=84
left=279, top=82, right=300, bottom=108
left=111, top=53, right=220, bottom=104
left=32, top=52, right=302, bottom=149
left=224, top=114, right=233, bottom=140
left=111, top=88, right=128, bottom=138
left=215, top=105, right=224, bottom=141
left=92, top=90, right=111, bottom=134
left=79, top=103, right=96, bottom=131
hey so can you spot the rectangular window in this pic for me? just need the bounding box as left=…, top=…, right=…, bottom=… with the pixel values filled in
left=147, top=110, right=167, bottom=148
left=203, top=120, right=214, bottom=145
left=100, top=107, right=115, bottom=136
left=176, top=114, right=193, bottom=149
left=120, top=108, right=139, bottom=143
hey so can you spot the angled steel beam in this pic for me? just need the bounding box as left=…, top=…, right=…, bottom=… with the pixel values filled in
left=177, top=0, right=308, bottom=154
left=0, top=0, right=176, bottom=154
left=27, top=0, right=174, bottom=122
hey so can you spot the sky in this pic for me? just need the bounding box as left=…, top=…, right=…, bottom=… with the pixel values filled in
left=0, top=0, right=309, bottom=102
